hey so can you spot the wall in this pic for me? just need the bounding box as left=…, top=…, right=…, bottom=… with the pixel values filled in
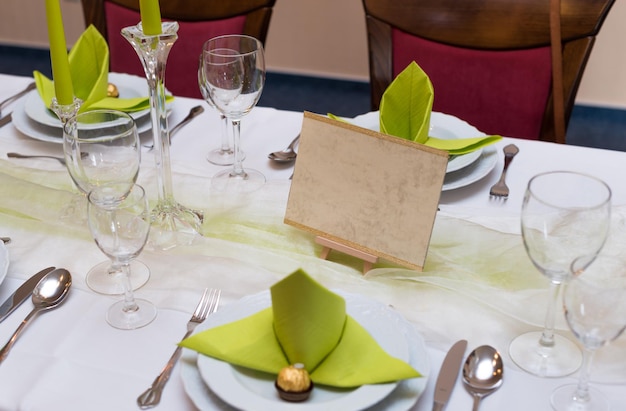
left=0, top=0, right=624, bottom=109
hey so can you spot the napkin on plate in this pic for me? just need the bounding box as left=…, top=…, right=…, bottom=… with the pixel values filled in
left=33, top=25, right=170, bottom=113
left=180, top=269, right=421, bottom=388
left=379, top=61, right=501, bottom=155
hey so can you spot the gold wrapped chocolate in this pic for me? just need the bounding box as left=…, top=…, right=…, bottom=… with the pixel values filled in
left=275, top=363, right=313, bottom=402
left=107, top=83, right=119, bottom=98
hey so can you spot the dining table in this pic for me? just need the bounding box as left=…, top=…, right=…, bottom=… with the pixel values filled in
left=0, top=71, right=625, bottom=411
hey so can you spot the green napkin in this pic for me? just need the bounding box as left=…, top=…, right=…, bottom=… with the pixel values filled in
left=33, top=24, right=168, bottom=113
left=180, top=269, right=421, bottom=388
left=379, top=61, right=501, bottom=155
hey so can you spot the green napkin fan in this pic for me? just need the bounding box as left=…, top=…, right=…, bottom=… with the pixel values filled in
left=180, top=269, right=421, bottom=388
left=379, top=61, right=501, bottom=155
left=33, top=25, right=170, bottom=113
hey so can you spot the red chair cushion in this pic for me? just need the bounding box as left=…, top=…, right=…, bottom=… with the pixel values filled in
left=392, top=29, right=552, bottom=140
left=104, top=1, right=246, bottom=98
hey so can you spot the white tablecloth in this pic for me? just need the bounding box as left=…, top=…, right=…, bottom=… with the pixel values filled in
left=0, top=73, right=625, bottom=411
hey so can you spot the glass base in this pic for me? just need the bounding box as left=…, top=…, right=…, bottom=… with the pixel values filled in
left=551, top=384, right=609, bottom=411
left=106, top=298, right=157, bottom=330
left=86, top=260, right=150, bottom=295
left=211, top=168, right=265, bottom=193
left=150, top=199, right=204, bottom=250
left=207, top=148, right=244, bottom=166
left=509, top=331, right=582, bottom=377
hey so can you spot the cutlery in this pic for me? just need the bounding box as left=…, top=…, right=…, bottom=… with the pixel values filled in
left=0, top=113, right=12, bottom=129
left=432, top=339, right=467, bottom=411
left=0, top=268, right=71, bottom=364
left=489, top=144, right=519, bottom=198
left=0, top=267, right=56, bottom=323
left=268, top=134, right=300, bottom=162
left=462, top=345, right=504, bottom=411
left=0, top=82, right=36, bottom=116
left=137, top=288, right=221, bottom=409
left=144, top=105, right=205, bottom=150
left=7, top=152, right=67, bottom=165
left=0, top=237, right=10, bottom=244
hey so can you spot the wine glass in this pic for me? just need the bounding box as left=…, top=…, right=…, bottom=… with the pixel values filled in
left=202, top=34, right=266, bottom=191
left=551, top=254, right=626, bottom=411
left=87, top=183, right=157, bottom=330
left=63, top=109, right=150, bottom=295
left=197, top=54, right=239, bottom=166
left=509, top=171, right=611, bottom=377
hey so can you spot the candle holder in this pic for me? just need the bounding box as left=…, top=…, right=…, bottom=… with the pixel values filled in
left=122, top=21, right=203, bottom=250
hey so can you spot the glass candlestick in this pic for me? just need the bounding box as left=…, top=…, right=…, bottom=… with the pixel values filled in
left=121, top=21, right=203, bottom=250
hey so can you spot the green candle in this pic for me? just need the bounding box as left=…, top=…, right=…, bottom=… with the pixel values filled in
left=139, top=0, right=163, bottom=35
left=44, top=0, right=73, bottom=106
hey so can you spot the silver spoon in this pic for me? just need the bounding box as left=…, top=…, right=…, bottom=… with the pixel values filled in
left=268, top=134, right=300, bottom=162
left=0, top=268, right=72, bottom=364
left=462, top=345, right=504, bottom=411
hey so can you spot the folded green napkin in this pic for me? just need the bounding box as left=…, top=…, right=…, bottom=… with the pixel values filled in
left=180, top=269, right=421, bottom=388
left=33, top=24, right=168, bottom=113
left=379, top=61, right=501, bottom=155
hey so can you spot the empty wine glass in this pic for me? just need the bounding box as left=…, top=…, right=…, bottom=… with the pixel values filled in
left=197, top=54, right=238, bottom=166
left=87, top=183, right=156, bottom=330
left=509, top=171, right=611, bottom=377
left=551, top=254, right=626, bottom=411
left=63, top=109, right=150, bottom=295
left=202, top=34, right=266, bottom=192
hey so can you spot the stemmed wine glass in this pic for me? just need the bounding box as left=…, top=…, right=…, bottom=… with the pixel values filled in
left=509, top=171, right=612, bottom=377
left=202, top=34, right=266, bottom=192
left=63, top=109, right=150, bottom=295
left=197, top=55, right=238, bottom=166
left=551, top=254, right=626, bottom=411
left=87, top=183, right=156, bottom=330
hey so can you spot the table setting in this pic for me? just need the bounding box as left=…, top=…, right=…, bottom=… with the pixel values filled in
left=1, top=0, right=626, bottom=410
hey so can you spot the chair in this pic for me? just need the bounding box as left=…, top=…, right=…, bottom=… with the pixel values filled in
left=81, top=0, right=276, bottom=98
left=362, top=0, right=615, bottom=143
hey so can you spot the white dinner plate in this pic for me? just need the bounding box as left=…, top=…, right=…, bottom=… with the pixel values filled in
left=350, top=111, right=483, bottom=173
left=442, top=145, right=498, bottom=191
left=180, top=291, right=430, bottom=411
left=23, top=72, right=152, bottom=128
left=0, top=242, right=8, bottom=286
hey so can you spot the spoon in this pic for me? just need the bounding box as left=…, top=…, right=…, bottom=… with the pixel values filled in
left=462, top=345, right=504, bottom=411
left=0, top=268, right=72, bottom=364
left=268, top=134, right=300, bottom=162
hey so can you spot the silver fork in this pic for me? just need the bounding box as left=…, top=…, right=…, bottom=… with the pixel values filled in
left=489, top=144, right=519, bottom=198
left=137, top=288, right=221, bottom=409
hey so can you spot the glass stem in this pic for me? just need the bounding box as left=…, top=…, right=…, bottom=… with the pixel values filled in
left=540, top=281, right=561, bottom=347
left=231, top=119, right=245, bottom=177
left=573, top=348, right=594, bottom=404
left=220, top=114, right=230, bottom=152
left=120, top=262, right=139, bottom=313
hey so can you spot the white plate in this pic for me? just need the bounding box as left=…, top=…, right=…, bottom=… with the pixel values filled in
left=350, top=111, right=483, bottom=173
left=442, top=145, right=498, bottom=191
left=181, top=291, right=429, bottom=411
left=0, top=242, right=8, bottom=286
left=23, top=72, right=151, bottom=128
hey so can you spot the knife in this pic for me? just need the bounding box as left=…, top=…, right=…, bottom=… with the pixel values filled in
left=0, top=113, right=12, bottom=128
left=0, top=266, right=56, bottom=323
left=432, top=339, right=468, bottom=411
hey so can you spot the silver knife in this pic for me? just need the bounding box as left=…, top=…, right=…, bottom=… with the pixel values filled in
left=432, top=339, right=467, bottom=411
left=0, top=266, right=56, bottom=323
left=0, top=113, right=12, bottom=128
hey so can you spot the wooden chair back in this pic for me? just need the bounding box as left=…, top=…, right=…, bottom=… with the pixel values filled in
left=82, top=0, right=276, bottom=98
left=362, top=0, right=615, bottom=142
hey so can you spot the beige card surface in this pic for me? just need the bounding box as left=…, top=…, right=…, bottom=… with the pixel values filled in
left=284, top=112, right=448, bottom=271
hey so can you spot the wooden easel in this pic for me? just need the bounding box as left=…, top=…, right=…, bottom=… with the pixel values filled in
left=316, top=236, right=379, bottom=274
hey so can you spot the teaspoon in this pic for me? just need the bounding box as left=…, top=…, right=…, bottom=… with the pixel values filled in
left=0, top=268, right=72, bottom=364
left=462, top=345, right=504, bottom=411
left=268, top=134, right=300, bottom=162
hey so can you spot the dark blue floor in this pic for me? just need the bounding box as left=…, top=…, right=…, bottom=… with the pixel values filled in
left=2, top=44, right=624, bottom=151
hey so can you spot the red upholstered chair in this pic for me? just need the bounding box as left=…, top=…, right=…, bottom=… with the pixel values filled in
left=81, top=0, right=276, bottom=99
left=362, top=0, right=615, bottom=142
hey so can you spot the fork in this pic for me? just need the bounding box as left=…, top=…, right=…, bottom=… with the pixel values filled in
left=489, top=144, right=519, bottom=198
left=137, top=288, right=221, bottom=409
